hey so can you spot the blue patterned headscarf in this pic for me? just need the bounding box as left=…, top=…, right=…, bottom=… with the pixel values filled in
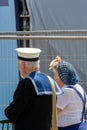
left=58, top=61, right=79, bottom=85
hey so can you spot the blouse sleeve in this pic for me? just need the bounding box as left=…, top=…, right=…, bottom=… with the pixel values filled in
left=56, top=88, right=72, bottom=110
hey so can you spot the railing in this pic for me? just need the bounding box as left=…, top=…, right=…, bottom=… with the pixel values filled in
left=0, top=30, right=87, bottom=40
left=0, top=30, right=87, bottom=129
left=0, top=30, right=87, bottom=35
left=0, top=120, right=14, bottom=130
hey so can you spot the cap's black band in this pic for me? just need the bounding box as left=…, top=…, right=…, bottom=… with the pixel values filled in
left=18, top=56, right=39, bottom=61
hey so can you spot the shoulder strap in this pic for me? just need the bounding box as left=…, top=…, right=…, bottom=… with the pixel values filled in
left=47, top=76, right=58, bottom=130
left=68, top=86, right=86, bottom=122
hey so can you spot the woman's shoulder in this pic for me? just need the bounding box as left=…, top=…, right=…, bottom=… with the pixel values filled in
left=62, top=84, right=83, bottom=94
left=62, top=84, right=84, bottom=98
left=62, top=85, right=74, bottom=94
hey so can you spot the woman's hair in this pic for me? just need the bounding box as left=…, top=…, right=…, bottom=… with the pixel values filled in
left=49, top=56, right=79, bottom=85
left=57, top=61, right=79, bottom=85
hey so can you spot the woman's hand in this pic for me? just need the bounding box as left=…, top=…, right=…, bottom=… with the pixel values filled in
left=49, top=56, right=62, bottom=70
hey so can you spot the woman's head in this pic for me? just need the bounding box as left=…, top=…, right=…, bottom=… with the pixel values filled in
left=57, top=61, right=79, bottom=85
left=49, top=56, right=79, bottom=86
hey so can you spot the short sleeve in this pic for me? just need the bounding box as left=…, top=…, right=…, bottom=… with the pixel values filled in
left=56, top=88, right=72, bottom=110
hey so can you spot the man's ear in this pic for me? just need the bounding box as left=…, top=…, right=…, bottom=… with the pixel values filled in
left=21, top=61, right=26, bottom=69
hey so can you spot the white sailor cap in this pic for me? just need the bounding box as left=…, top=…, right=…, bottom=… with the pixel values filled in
left=16, top=48, right=42, bottom=61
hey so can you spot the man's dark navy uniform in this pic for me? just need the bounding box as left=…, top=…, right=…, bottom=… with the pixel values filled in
left=5, top=48, right=62, bottom=130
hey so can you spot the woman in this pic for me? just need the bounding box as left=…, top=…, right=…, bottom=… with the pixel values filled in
left=49, top=56, right=86, bottom=130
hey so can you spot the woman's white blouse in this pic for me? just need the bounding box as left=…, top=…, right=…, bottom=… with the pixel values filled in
left=56, top=84, right=84, bottom=127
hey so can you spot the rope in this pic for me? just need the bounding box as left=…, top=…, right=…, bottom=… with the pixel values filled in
left=47, top=76, right=58, bottom=130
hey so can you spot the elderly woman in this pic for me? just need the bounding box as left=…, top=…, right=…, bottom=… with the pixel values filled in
left=49, top=56, right=86, bottom=130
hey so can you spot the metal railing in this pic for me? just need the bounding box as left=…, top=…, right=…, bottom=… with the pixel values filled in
left=1, top=30, right=87, bottom=35
left=0, top=120, right=14, bottom=130
left=0, top=30, right=87, bottom=40
left=0, top=30, right=87, bottom=129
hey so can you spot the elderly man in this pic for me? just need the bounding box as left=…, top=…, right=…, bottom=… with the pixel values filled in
left=4, top=48, right=62, bottom=130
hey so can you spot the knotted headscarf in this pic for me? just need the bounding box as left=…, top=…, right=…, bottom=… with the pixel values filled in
left=58, top=61, right=79, bottom=85
left=49, top=56, right=79, bottom=85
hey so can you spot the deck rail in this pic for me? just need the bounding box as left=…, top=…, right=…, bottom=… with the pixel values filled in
left=0, top=30, right=87, bottom=129
left=0, top=30, right=87, bottom=40
left=0, top=120, right=14, bottom=130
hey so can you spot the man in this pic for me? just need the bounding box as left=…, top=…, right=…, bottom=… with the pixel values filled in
left=5, top=48, right=62, bottom=130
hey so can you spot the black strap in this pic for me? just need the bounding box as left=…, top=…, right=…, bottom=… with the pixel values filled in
left=18, top=56, right=39, bottom=61
left=68, top=86, right=86, bottom=122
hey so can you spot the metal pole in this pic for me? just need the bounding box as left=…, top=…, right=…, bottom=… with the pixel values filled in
left=0, top=35, right=87, bottom=40
left=20, top=0, right=29, bottom=47
left=1, top=30, right=87, bottom=35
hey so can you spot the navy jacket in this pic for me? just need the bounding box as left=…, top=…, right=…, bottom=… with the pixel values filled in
left=5, top=71, right=61, bottom=130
